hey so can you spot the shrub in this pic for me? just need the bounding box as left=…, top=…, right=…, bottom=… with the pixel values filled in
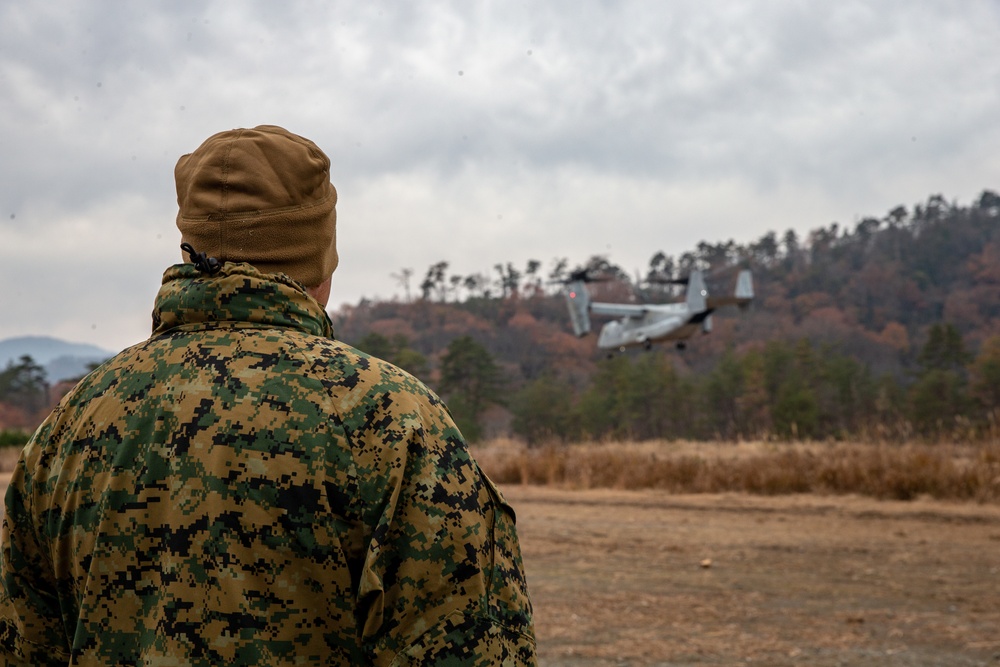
left=0, top=429, right=29, bottom=448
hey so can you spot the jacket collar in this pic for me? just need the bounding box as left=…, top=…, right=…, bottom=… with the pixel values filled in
left=151, top=262, right=334, bottom=339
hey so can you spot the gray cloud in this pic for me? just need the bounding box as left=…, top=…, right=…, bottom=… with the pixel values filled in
left=2, top=0, right=999, bottom=350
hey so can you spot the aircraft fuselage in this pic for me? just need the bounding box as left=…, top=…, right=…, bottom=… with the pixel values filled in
left=593, top=303, right=705, bottom=350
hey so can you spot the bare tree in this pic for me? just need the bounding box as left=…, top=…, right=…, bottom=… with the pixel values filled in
left=420, top=261, right=449, bottom=301
left=391, top=268, right=414, bottom=303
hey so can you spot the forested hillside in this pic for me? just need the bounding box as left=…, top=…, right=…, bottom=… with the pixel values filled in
left=336, top=190, right=1000, bottom=443
left=3, top=191, right=998, bottom=444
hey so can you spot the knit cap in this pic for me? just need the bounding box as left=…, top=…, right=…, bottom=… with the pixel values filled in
left=175, top=125, right=338, bottom=287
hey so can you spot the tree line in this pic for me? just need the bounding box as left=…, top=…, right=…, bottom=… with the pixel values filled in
left=337, top=189, right=1000, bottom=443
left=396, top=191, right=999, bottom=313
left=521, top=324, right=999, bottom=443
left=0, top=356, right=49, bottom=415
left=359, top=325, right=1000, bottom=444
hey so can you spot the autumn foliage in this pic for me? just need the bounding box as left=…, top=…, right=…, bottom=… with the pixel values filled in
left=337, top=190, right=1000, bottom=443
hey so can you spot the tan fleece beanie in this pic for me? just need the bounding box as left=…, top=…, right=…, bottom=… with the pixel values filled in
left=175, top=125, right=338, bottom=287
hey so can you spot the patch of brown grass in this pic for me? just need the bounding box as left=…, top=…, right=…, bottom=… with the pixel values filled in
left=473, top=438, right=1000, bottom=503
left=0, top=447, right=20, bottom=473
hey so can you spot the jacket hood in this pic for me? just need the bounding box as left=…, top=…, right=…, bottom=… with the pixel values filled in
left=152, top=262, right=334, bottom=339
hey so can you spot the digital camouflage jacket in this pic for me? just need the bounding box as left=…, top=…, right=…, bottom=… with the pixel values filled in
left=0, top=263, right=535, bottom=666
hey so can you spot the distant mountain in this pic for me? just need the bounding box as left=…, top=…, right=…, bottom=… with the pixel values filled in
left=0, top=336, right=116, bottom=383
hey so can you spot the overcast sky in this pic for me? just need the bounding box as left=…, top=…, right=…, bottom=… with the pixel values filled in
left=2, top=0, right=999, bottom=353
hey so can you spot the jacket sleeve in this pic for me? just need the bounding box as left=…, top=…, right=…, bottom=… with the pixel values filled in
left=355, top=422, right=536, bottom=666
left=0, top=455, right=71, bottom=666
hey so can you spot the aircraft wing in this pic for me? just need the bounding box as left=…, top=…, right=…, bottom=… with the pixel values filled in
left=589, top=302, right=648, bottom=319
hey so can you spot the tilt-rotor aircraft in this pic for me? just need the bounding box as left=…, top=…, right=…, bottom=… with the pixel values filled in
left=563, top=268, right=754, bottom=352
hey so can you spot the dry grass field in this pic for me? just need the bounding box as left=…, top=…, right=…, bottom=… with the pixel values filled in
left=1, top=440, right=999, bottom=665
left=474, top=438, right=1000, bottom=503
left=472, top=439, right=1000, bottom=665
left=505, top=485, right=1000, bottom=666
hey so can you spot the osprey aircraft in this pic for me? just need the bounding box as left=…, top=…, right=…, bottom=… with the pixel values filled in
left=562, top=268, right=754, bottom=352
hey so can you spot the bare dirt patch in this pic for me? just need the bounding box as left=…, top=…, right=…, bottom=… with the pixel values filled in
left=505, top=485, right=1000, bottom=666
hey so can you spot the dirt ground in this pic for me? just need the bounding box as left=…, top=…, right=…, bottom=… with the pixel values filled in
left=2, top=469, right=997, bottom=665
left=503, top=485, right=1000, bottom=666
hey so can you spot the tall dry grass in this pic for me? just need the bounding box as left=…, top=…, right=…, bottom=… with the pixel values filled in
left=0, top=446, right=20, bottom=473
left=4, top=437, right=998, bottom=503
left=473, top=438, right=1000, bottom=503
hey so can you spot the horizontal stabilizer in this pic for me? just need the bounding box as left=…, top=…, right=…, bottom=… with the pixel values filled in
left=706, top=270, right=754, bottom=309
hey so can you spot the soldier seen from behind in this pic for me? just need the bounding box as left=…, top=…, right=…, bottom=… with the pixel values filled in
left=0, top=125, right=536, bottom=665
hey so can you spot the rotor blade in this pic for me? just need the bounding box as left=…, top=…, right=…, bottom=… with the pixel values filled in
left=644, top=273, right=689, bottom=286
left=550, top=268, right=614, bottom=284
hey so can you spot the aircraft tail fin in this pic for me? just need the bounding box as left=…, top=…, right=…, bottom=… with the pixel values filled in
left=685, top=270, right=707, bottom=313
left=565, top=281, right=591, bottom=336
left=735, top=269, right=754, bottom=304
